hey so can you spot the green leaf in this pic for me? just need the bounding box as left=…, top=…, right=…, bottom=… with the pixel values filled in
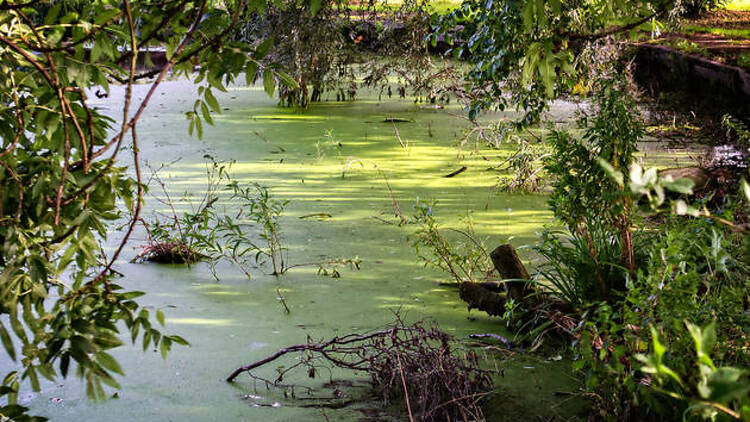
left=597, top=158, right=623, bottom=187
left=660, top=176, right=694, bottom=194
left=245, top=61, right=259, bottom=86
left=156, top=309, right=165, bottom=327
left=262, top=70, right=275, bottom=97
left=686, top=320, right=716, bottom=369
left=310, top=0, right=323, bottom=16
left=276, top=71, right=299, bottom=90
left=0, top=322, right=16, bottom=361
left=253, top=38, right=274, bottom=60
left=96, top=352, right=124, bottom=376
left=204, top=89, right=221, bottom=113
left=167, top=335, right=189, bottom=346
left=160, top=337, right=172, bottom=359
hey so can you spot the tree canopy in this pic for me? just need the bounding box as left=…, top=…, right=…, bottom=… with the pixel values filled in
left=434, top=0, right=680, bottom=123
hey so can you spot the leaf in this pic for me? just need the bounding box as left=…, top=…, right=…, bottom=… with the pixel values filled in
left=96, top=352, right=124, bottom=376
left=262, top=70, right=275, bottom=97
left=245, top=61, right=259, bottom=86
left=167, top=335, right=189, bottom=346
left=195, top=115, right=204, bottom=139
left=597, top=158, right=623, bottom=187
left=204, top=89, right=221, bottom=113
left=160, top=337, right=172, bottom=359
left=156, top=309, right=165, bottom=327
left=310, top=0, right=323, bottom=16
left=253, top=38, right=274, bottom=60
left=0, top=322, right=16, bottom=361
left=673, top=200, right=700, bottom=217
left=276, top=71, right=299, bottom=90
left=661, top=177, right=694, bottom=194
left=686, top=320, right=716, bottom=369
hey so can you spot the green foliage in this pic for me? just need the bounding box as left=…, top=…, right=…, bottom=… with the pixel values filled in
left=433, top=0, right=679, bottom=122
left=225, top=181, right=289, bottom=276
left=570, top=215, right=749, bottom=419
left=625, top=217, right=749, bottom=368
left=681, top=0, right=729, bottom=16
left=534, top=224, right=648, bottom=306
left=537, top=83, right=644, bottom=301
left=722, top=114, right=750, bottom=146
left=140, top=159, right=289, bottom=277
left=240, top=0, right=460, bottom=108
left=408, top=200, right=493, bottom=284
left=0, top=0, right=305, bottom=416
left=637, top=321, right=750, bottom=420
left=495, top=138, right=548, bottom=194
left=142, top=158, right=359, bottom=280
left=546, top=82, right=642, bottom=232
left=239, top=0, right=353, bottom=107
left=738, top=53, right=750, bottom=70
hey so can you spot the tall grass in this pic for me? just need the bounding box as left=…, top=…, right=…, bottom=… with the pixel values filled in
left=534, top=223, right=629, bottom=306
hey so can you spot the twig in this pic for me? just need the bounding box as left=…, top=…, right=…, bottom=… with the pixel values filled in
left=392, top=121, right=407, bottom=149
left=378, top=170, right=407, bottom=226
left=276, top=287, right=290, bottom=314
left=396, top=352, right=415, bottom=422
left=467, top=333, right=513, bottom=349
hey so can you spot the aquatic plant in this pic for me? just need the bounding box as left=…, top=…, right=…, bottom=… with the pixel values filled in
left=408, top=200, right=494, bottom=284
left=495, top=138, right=549, bottom=194
left=225, top=181, right=289, bottom=276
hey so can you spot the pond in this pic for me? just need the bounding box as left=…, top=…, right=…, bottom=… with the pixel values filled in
left=5, top=79, right=692, bottom=421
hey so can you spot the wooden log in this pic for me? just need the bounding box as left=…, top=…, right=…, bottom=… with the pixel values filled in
left=490, top=244, right=530, bottom=301
left=438, top=281, right=504, bottom=292
left=458, top=282, right=505, bottom=317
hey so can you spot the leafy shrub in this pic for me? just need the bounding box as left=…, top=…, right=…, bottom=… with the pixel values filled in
left=625, top=217, right=749, bottom=370
left=541, top=82, right=643, bottom=301
left=496, top=138, right=549, bottom=193
left=638, top=321, right=749, bottom=421
left=572, top=215, right=749, bottom=419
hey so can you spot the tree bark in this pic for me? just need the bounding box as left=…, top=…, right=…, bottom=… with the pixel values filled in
left=490, top=244, right=530, bottom=301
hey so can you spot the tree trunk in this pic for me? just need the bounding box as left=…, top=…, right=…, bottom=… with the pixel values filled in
left=490, top=244, right=530, bottom=301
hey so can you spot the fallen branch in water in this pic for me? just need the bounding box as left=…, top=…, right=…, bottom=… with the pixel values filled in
left=227, top=319, right=494, bottom=421
left=444, top=166, right=467, bottom=178
left=467, top=333, right=513, bottom=349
